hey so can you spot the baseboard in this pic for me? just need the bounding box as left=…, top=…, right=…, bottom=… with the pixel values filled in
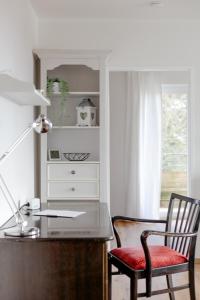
left=195, top=258, right=200, bottom=264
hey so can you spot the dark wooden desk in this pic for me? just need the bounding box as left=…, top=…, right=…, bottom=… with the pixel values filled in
left=0, top=201, right=113, bottom=300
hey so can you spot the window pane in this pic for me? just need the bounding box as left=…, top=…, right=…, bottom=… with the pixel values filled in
left=161, top=85, right=188, bottom=208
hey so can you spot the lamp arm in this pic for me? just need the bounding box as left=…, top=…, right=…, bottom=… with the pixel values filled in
left=0, top=114, right=52, bottom=236
left=0, top=126, right=33, bottom=165
left=0, top=175, right=26, bottom=227
left=0, top=125, right=34, bottom=227
left=0, top=177, right=18, bottom=221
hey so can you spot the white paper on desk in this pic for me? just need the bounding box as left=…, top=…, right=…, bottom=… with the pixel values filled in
left=33, top=209, right=86, bottom=218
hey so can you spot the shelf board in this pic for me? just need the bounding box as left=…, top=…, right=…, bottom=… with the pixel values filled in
left=0, top=73, right=50, bottom=106
left=47, top=197, right=100, bottom=201
left=47, top=161, right=100, bottom=164
left=53, top=126, right=100, bottom=129
left=51, top=91, right=100, bottom=98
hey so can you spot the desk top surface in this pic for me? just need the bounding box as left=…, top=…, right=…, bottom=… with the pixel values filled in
left=0, top=201, right=113, bottom=241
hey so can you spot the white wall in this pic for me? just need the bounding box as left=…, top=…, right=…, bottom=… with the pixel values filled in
left=38, top=18, right=200, bottom=199
left=38, top=19, right=200, bottom=68
left=38, top=18, right=200, bottom=255
left=109, top=72, right=127, bottom=216
left=0, top=0, right=37, bottom=225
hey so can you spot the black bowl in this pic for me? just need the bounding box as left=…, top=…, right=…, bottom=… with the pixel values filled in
left=63, top=153, right=90, bottom=161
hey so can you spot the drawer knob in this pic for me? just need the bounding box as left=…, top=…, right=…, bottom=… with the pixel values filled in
left=71, top=187, right=76, bottom=192
left=71, top=170, right=76, bottom=175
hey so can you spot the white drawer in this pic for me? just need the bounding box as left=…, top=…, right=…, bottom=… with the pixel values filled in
left=47, top=163, right=99, bottom=181
left=47, top=181, right=99, bottom=199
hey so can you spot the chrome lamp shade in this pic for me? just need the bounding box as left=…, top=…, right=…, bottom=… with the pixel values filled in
left=33, top=114, right=52, bottom=134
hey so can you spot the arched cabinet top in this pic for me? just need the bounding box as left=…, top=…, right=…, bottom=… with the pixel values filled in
left=33, top=49, right=111, bottom=71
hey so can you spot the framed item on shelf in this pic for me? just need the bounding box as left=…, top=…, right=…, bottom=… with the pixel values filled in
left=48, top=149, right=61, bottom=161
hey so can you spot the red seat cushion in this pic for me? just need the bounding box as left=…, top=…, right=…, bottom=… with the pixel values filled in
left=110, top=245, right=188, bottom=270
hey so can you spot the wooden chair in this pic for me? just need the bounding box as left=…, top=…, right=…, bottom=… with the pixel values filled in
left=108, top=193, right=200, bottom=299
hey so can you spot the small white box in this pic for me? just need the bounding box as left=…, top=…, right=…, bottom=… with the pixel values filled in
left=28, top=198, right=40, bottom=210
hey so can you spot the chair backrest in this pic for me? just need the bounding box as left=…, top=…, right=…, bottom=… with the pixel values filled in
left=165, top=193, right=200, bottom=258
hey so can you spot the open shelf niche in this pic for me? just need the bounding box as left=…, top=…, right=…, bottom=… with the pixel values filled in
left=46, top=64, right=100, bottom=161
left=47, top=65, right=100, bottom=127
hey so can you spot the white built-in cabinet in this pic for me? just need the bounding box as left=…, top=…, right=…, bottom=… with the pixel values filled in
left=34, top=50, right=110, bottom=206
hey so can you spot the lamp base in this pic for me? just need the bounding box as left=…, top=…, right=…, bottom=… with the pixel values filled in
left=4, top=226, right=39, bottom=237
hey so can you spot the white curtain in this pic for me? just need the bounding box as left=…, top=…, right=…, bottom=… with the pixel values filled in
left=124, top=71, right=162, bottom=219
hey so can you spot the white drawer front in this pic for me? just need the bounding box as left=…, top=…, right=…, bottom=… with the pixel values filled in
left=47, top=181, right=99, bottom=198
left=47, top=164, right=99, bottom=181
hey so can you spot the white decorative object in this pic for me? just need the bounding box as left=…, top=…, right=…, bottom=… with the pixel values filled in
left=76, top=98, right=96, bottom=126
left=52, top=81, right=60, bottom=93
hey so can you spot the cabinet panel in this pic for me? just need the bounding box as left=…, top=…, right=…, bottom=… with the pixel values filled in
left=0, top=240, right=107, bottom=300
left=47, top=163, right=99, bottom=181
left=34, top=49, right=110, bottom=204
left=47, top=181, right=99, bottom=198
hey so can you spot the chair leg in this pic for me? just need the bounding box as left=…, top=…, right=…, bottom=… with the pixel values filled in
left=189, top=265, right=196, bottom=300
left=166, top=274, right=175, bottom=300
left=130, top=275, right=138, bottom=300
left=108, top=259, right=112, bottom=300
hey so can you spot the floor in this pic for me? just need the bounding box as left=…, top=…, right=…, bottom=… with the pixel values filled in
left=110, top=220, right=200, bottom=300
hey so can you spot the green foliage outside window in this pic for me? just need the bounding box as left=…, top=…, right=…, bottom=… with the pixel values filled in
left=161, top=90, right=188, bottom=207
left=162, top=92, right=187, bottom=172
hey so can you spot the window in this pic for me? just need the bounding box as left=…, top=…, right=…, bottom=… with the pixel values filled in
left=161, top=84, right=188, bottom=208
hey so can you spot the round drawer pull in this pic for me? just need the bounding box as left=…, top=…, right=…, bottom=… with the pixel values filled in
left=71, top=170, right=76, bottom=175
left=71, top=187, right=76, bottom=192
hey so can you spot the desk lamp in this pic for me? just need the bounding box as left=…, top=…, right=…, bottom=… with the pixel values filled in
left=0, top=114, right=52, bottom=237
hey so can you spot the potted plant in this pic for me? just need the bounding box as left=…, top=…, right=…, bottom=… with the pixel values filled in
left=47, top=78, right=69, bottom=104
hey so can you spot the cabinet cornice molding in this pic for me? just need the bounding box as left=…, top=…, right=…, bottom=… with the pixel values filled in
left=33, top=49, right=111, bottom=59
left=33, top=49, right=111, bottom=70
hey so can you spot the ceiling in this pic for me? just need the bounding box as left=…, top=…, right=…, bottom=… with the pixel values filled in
left=30, top=0, right=200, bottom=20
